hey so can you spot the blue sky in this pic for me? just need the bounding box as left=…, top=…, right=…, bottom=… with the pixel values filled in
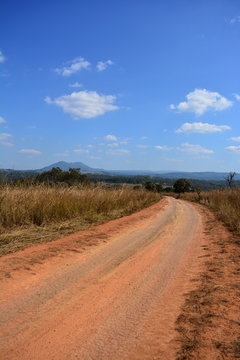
left=1, top=0, right=240, bottom=171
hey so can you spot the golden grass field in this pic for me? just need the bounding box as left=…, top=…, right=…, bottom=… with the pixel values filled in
left=181, top=187, right=240, bottom=237
left=0, top=185, right=161, bottom=255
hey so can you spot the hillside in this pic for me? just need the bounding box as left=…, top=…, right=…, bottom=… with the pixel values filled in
left=38, top=161, right=104, bottom=173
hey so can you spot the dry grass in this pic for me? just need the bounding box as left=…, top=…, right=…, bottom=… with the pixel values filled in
left=175, top=190, right=240, bottom=359
left=181, top=188, right=240, bottom=237
left=0, top=184, right=161, bottom=255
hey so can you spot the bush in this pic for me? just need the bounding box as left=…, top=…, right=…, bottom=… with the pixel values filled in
left=173, top=178, right=191, bottom=194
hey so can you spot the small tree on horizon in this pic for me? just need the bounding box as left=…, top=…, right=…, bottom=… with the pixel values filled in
left=225, top=172, right=236, bottom=189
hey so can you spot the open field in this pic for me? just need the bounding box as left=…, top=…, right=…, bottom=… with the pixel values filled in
left=0, top=185, right=161, bottom=255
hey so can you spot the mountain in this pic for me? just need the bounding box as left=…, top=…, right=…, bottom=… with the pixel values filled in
left=38, top=161, right=104, bottom=173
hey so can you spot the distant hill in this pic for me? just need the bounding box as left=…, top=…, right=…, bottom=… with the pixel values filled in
left=105, top=170, right=240, bottom=181
left=38, top=161, right=104, bottom=173
left=152, top=172, right=240, bottom=181
left=1, top=161, right=240, bottom=181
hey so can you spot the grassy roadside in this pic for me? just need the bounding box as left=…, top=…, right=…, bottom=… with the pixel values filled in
left=0, top=185, right=161, bottom=256
left=180, top=188, right=240, bottom=237
left=173, top=189, right=240, bottom=359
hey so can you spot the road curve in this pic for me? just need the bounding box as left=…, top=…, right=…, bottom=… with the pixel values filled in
left=0, top=197, right=205, bottom=360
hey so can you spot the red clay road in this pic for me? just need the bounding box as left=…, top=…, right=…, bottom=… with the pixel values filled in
left=0, top=197, right=207, bottom=359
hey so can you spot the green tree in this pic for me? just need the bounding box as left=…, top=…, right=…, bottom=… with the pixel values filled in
left=36, top=167, right=90, bottom=186
left=145, top=181, right=156, bottom=192
left=155, top=183, right=163, bottom=193
left=173, top=178, right=191, bottom=194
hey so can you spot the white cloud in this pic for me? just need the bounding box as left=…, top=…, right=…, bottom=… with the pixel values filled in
left=73, top=149, right=90, bottom=154
left=231, top=136, right=240, bottom=142
left=86, top=144, right=94, bottom=148
left=0, top=132, right=13, bottom=147
left=155, top=145, right=171, bottom=151
left=234, top=93, right=240, bottom=101
left=225, top=145, right=240, bottom=153
left=136, top=145, right=148, bottom=149
left=0, top=116, right=6, bottom=124
left=45, top=91, right=118, bottom=119
left=0, top=50, right=6, bottom=63
left=107, top=149, right=130, bottom=155
left=97, top=60, right=113, bottom=72
left=104, top=134, right=117, bottom=141
left=176, top=122, right=231, bottom=133
left=18, top=149, right=42, bottom=155
left=171, top=89, right=232, bottom=115
left=140, top=136, right=147, bottom=140
left=55, top=57, right=90, bottom=77
left=230, top=16, right=240, bottom=24
left=225, top=145, right=240, bottom=154
left=69, top=82, right=83, bottom=88
left=177, top=142, right=213, bottom=154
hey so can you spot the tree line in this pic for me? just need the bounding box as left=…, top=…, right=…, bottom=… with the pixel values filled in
left=0, top=169, right=239, bottom=190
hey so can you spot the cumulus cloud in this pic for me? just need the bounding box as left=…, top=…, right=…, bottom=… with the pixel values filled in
left=170, top=89, right=232, bottom=115
left=18, top=149, right=42, bottom=155
left=73, top=149, right=90, bottom=154
left=69, top=82, right=83, bottom=88
left=225, top=145, right=240, bottom=153
left=55, top=57, right=90, bottom=77
left=0, top=116, right=6, bottom=124
left=0, top=132, right=13, bottom=146
left=104, top=134, right=117, bottom=141
left=155, top=145, right=171, bottom=151
left=0, top=50, right=6, bottom=63
left=234, top=93, right=240, bottom=101
left=176, top=122, right=231, bottom=133
left=97, top=60, right=113, bottom=72
left=107, top=149, right=130, bottom=155
left=45, top=91, right=118, bottom=119
left=177, top=142, right=213, bottom=154
left=230, top=136, right=240, bottom=142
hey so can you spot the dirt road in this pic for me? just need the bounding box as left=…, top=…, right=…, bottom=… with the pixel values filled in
left=0, top=197, right=207, bottom=359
